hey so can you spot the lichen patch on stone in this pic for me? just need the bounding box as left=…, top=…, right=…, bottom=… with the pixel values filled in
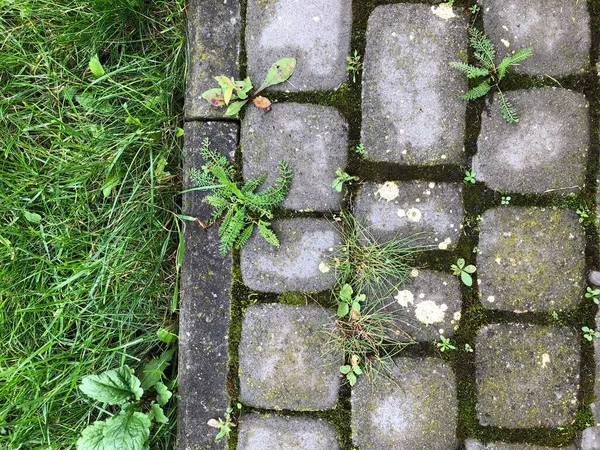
left=376, top=181, right=400, bottom=201
left=395, top=290, right=415, bottom=307
left=414, top=300, right=447, bottom=324
left=431, top=3, right=456, bottom=21
left=406, top=207, right=422, bottom=222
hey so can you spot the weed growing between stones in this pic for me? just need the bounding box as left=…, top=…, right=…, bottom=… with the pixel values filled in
left=189, top=138, right=292, bottom=255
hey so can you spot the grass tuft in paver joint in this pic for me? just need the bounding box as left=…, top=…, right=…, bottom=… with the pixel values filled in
left=451, top=28, right=532, bottom=123
left=190, top=138, right=292, bottom=255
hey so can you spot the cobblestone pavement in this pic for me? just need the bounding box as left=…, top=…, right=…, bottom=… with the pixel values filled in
left=180, top=0, right=600, bottom=449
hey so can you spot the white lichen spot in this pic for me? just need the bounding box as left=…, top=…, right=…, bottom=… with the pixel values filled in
left=313, top=16, right=321, bottom=22
left=501, top=39, right=510, bottom=47
left=406, top=207, right=422, bottom=222
left=487, top=295, right=495, bottom=303
left=502, top=25, right=509, bottom=31
left=377, top=181, right=399, bottom=201
left=395, top=290, right=414, bottom=307
left=429, top=182, right=436, bottom=189
left=441, top=154, right=447, bottom=160
left=541, top=353, right=550, bottom=368
left=318, top=262, right=330, bottom=273
left=419, top=293, right=425, bottom=299
left=495, top=257, right=502, bottom=264
left=410, top=269, right=419, bottom=278
left=431, top=3, right=457, bottom=20
left=425, top=189, right=431, bottom=195
left=409, top=34, right=414, bottom=41
left=396, top=209, right=406, bottom=218
left=453, top=311, right=461, bottom=321
left=439, top=329, right=444, bottom=334
left=415, top=301, right=447, bottom=324
left=438, top=237, right=452, bottom=250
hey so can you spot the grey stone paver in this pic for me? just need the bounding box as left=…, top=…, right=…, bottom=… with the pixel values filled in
left=179, top=122, right=237, bottom=450
left=362, top=4, right=467, bottom=166
left=476, top=323, right=580, bottom=428
left=465, top=439, right=575, bottom=450
left=473, top=89, right=589, bottom=195
left=237, top=414, right=339, bottom=450
left=382, top=270, right=462, bottom=341
left=238, top=304, right=341, bottom=410
left=185, top=0, right=240, bottom=119
left=579, top=427, right=600, bottom=450
left=241, top=103, right=348, bottom=212
left=354, top=181, right=463, bottom=248
left=352, top=357, right=457, bottom=450
left=477, top=207, right=585, bottom=312
left=240, top=218, right=340, bottom=293
left=479, top=0, right=590, bottom=76
left=245, top=0, right=351, bottom=91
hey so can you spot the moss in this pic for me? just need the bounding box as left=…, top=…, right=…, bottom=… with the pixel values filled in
left=277, top=291, right=306, bottom=306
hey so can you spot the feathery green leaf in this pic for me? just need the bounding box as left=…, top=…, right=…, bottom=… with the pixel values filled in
left=449, top=62, right=490, bottom=79
left=498, top=93, right=519, bottom=123
left=469, top=28, right=495, bottom=68
left=497, top=48, right=532, bottom=80
left=461, top=82, right=491, bottom=101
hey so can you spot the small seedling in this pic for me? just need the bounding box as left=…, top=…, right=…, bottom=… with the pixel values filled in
left=551, top=311, right=559, bottom=321
left=451, top=28, right=532, bottom=123
left=337, top=284, right=366, bottom=318
left=346, top=50, right=362, bottom=83
left=201, top=58, right=296, bottom=116
left=501, top=196, right=511, bottom=205
left=437, top=335, right=456, bottom=352
left=464, top=343, right=473, bottom=353
left=207, top=403, right=242, bottom=441
left=469, top=4, right=480, bottom=14
left=583, top=326, right=600, bottom=341
left=355, top=143, right=366, bottom=155
left=451, top=258, right=476, bottom=287
left=464, top=170, right=476, bottom=184
left=332, top=169, right=359, bottom=192
left=586, top=287, right=600, bottom=305
left=340, top=354, right=363, bottom=386
left=576, top=206, right=590, bottom=223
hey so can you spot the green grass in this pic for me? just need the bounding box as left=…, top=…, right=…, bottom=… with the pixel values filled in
left=0, top=0, right=185, bottom=448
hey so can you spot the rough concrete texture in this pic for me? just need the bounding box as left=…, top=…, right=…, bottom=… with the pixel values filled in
left=579, top=427, right=600, bottom=450
left=245, top=0, right=351, bottom=91
left=594, top=310, right=600, bottom=422
left=237, top=414, right=339, bottom=450
left=185, top=0, right=240, bottom=119
left=473, top=89, right=589, bottom=194
left=479, top=0, right=590, bottom=76
left=352, top=357, right=457, bottom=450
left=238, top=304, right=341, bottom=410
left=241, top=103, right=348, bottom=212
left=465, top=439, right=576, bottom=450
left=362, top=4, right=467, bottom=165
left=476, top=323, right=580, bottom=428
left=354, top=181, right=463, bottom=248
left=477, top=207, right=585, bottom=312
left=178, top=122, right=237, bottom=450
left=240, top=218, right=340, bottom=293
left=382, top=270, right=462, bottom=341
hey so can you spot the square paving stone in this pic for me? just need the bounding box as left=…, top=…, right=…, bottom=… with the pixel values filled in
left=473, top=89, right=589, bottom=195
left=354, top=181, right=463, bottom=248
left=241, top=103, right=348, bottom=212
left=362, top=4, right=467, bottom=166
left=465, top=439, right=575, bottom=450
left=476, top=323, right=580, bottom=428
left=382, top=270, right=462, bottom=341
left=245, top=0, right=351, bottom=91
left=352, top=357, right=457, bottom=450
left=479, top=0, right=590, bottom=77
left=238, top=304, right=341, bottom=410
left=240, top=218, right=340, bottom=293
left=237, top=414, right=339, bottom=449
left=477, top=207, right=585, bottom=312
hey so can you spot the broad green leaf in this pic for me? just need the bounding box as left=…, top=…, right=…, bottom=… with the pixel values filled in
left=79, top=365, right=143, bottom=405
left=456, top=258, right=465, bottom=268
left=355, top=294, right=366, bottom=303
left=460, top=271, right=473, bottom=287
left=89, top=55, right=105, bottom=77
left=150, top=403, right=169, bottom=424
left=214, top=76, right=235, bottom=104
left=237, top=78, right=253, bottom=99
left=102, top=409, right=151, bottom=450
left=463, top=265, right=477, bottom=274
left=157, top=328, right=178, bottom=344
left=102, top=173, right=122, bottom=198
left=340, top=284, right=353, bottom=300
left=352, top=301, right=361, bottom=313
left=256, top=58, right=296, bottom=94
left=224, top=100, right=248, bottom=117
left=24, top=211, right=42, bottom=224
left=175, top=127, right=185, bottom=137
left=340, top=365, right=351, bottom=374
left=155, top=382, right=172, bottom=406
left=353, top=365, right=363, bottom=375
left=347, top=372, right=357, bottom=386
left=337, top=302, right=349, bottom=318
left=141, top=348, right=175, bottom=390
left=201, top=88, right=226, bottom=107
left=253, top=96, right=272, bottom=111
left=76, top=421, right=106, bottom=450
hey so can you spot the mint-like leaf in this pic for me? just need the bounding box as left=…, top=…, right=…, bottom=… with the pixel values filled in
left=76, top=421, right=106, bottom=450
left=102, top=409, right=151, bottom=450
left=155, top=382, right=172, bottom=406
left=79, top=365, right=143, bottom=405
left=140, top=348, right=175, bottom=390
left=150, top=403, right=169, bottom=424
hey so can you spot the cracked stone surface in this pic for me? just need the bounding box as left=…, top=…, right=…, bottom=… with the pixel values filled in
left=237, top=414, right=339, bottom=449
left=241, top=103, right=348, bottom=212
left=479, top=0, right=590, bottom=76
left=354, top=181, right=463, bottom=248
left=476, top=323, right=580, bottom=428
left=473, top=89, right=589, bottom=195
left=240, top=218, right=340, bottom=293
left=465, top=439, right=576, bottom=450
left=381, top=270, right=462, bottom=341
left=477, top=207, right=586, bottom=312
left=362, top=4, right=467, bottom=165
left=245, top=0, right=352, bottom=91
left=352, top=357, right=457, bottom=450
left=238, top=304, right=341, bottom=410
